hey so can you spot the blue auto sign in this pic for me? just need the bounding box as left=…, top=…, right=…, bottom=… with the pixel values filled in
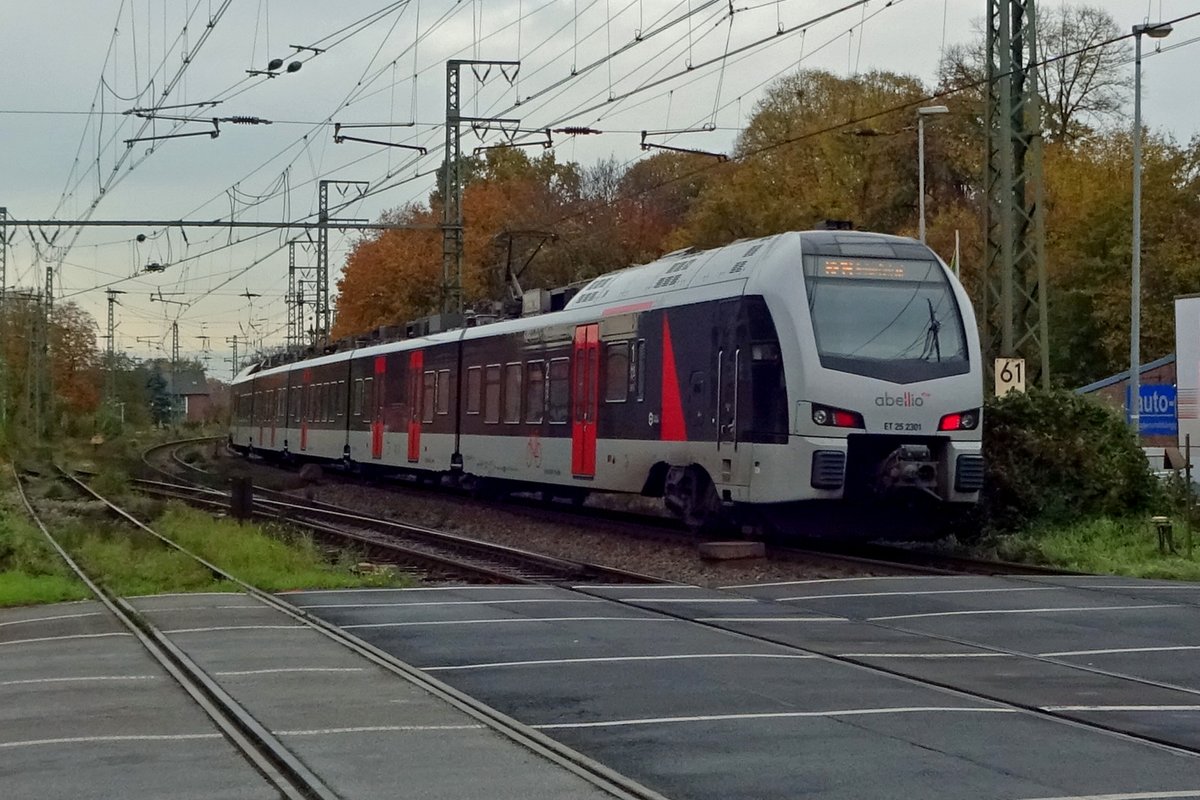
left=1128, top=384, right=1177, bottom=436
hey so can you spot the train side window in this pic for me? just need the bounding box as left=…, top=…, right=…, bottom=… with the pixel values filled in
left=526, top=361, right=545, bottom=423
left=605, top=342, right=629, bottom=403
left=363, top=377, right=374, bottom=422
left=465, top=366, right=482, bottom=415
left=436, top=369, right=451, bottom=415
left=503, top=363, right=522, bottom=423
left=548, top=357, right=570, bottom=424
left=484, top=364, right=501, bottom=424
left=306, top=386, right=314, bottom=422
left=336, top=381, right=345, bottom=418
left=422, top=371, right=436, bottom=423
left=353, top=379, right=364, bottom=416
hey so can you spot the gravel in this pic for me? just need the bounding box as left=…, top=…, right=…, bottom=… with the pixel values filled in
left=201, top=449, right=889, bottom=587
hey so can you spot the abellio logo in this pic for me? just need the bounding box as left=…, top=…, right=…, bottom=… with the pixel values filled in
left=875, top=391, right=930, bottom=407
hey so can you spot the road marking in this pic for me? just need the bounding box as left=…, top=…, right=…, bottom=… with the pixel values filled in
left=1043, top=705, right=1200, bottom=713
left=719, top=576, right=945, bottom=589
left=0, top=675, right=157, bottom=687
left=300, top=599, right=603, bottom=609
left=0, top=733, right=222, bottom=750
left=127, top=591, right=245, bottom=599
left=162, top=625, right=307, bottom=634
left=282, top=586, right=554, bottom=595
left=423, top=653, right=819, bottom=671
left=0, top=612, right=105, bottom=628
left=533, top=706, right=1013, bottom=729
left=1019, top=791, right=1200, bottom=800
left=137, top=604, right=263, bottom=612
left=577, top=584, right=702, bottom=590
left=215, top=667, right=367, bottom=677
left=696, top=616, right=847, bottom=623
left=869, top=605, right=1174, bottom=621
left=614, top=598, right=757, bottom=604
left=0, top=632, right=131, bottom=648
left=779, top=587, right=1060, bottom=601
left=839, top=652, right=1011, bottom=659
left=278, top=725, right=484, bottom=736
left=1044, top=645, right=1200, bottom=657
left=343, top=616, right=671, bottom=629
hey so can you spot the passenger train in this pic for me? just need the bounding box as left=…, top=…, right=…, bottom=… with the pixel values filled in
left=230, top=230, right=984, bottom=534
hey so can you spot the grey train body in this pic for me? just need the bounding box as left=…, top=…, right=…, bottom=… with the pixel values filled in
left=230, top=230, right=984, bottom=532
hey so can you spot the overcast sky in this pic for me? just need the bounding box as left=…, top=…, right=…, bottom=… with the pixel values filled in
left=2, top=0, right=1196, bottom=373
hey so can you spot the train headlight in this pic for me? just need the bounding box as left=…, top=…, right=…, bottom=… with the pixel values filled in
left=938, top=409, right=980, bottom=431
left=812, top=403, right=864, bottom=429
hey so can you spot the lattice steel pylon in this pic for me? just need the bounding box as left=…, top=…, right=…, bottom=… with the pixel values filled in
left=442, top=59, right=521, bottom=316
left=983, top=0, right=1050, bottom=388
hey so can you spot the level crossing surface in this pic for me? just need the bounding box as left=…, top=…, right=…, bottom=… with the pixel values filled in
left=289, top=576, right=1200, bottom=800
left=0, top=594, right=639, bottom=800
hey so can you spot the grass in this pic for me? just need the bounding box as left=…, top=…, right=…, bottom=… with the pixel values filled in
left=147, top=503, right=411, bottom=593
left=49, top=503, right=412, bottom=597
left=0, top=463, right=411, bottom=606
left=978, top=515, right=1200, bottom=580
left=0, top=499, right=90, bottom=607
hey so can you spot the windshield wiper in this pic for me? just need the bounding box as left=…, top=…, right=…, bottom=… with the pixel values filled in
left=922, top=298, right=942, bottom=362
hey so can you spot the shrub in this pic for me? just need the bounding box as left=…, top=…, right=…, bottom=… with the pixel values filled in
left=978, top=387, right=1160, bottom=532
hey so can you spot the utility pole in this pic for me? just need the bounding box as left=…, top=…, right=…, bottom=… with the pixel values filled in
left=0, top=207, right=8, bottom=427
left=42, top=264, right=54, bottom=432
left=983, top=0, right=1049, bottom=388
left=316, top=180, right=369, bottom=343
left=104, top=289, right=125, bottom=406
left=442, top=59, right=521, bottom=316
left=287, top=241, right=298, bottom=350
left=170, top=321, right=180, bottom=423
left=226, top=335, right=240, bottom=380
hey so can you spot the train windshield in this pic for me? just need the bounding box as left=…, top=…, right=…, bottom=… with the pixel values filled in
left=803, top=255, right=969, bottom=383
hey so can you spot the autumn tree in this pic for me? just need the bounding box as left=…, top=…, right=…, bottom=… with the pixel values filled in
left=676, top=70, right=929, bottom=248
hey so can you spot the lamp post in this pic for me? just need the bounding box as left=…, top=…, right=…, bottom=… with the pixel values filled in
left=1130, top=21, right=1172, bottom=434
left=917, top=105, right=949, bottom=243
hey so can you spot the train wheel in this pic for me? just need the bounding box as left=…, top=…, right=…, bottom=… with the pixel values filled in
left=665, top=465, right=722, bottom=533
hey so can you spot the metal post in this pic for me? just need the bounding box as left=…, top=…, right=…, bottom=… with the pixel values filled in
left=1187, top=433, right=1194, bottom=559
left=440, top=59, right=521, bottom=317
left=316, top=181, right=329, bottom=343
left=983, top=0, right=1049, bottom=388
left=442, top=61, right=464, bottom=316
left=1130, top=30, right=1144, bottom=434
left=0, top=207, right=7, bottom=428
left=226, top=335, right=239, bottom=380
left=287, top=241, right=297, bottom=350
left=104, top=289, right=124, bottom=406
left=918, top=114, right=927, bottom=243
left=170, top=321, right=180, bottom=424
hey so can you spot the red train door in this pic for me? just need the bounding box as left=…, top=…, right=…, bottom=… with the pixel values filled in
left=407, top=350, right=423, bottom=463
left=571, top=324, right=600, bottom=477
left=300, top=370, right=311, bottom=451
left=371, top=356, right=386, bottom=459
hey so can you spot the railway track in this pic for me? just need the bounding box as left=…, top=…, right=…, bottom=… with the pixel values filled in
left=13, top=465, right=342, bottom=800
left=130, top=474, right=663, bottom=586
left=144, top=438, right=1081, bottom=581
left=15, top=465, right=669, bottom=800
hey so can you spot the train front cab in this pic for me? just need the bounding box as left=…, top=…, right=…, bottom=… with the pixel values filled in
left=752, top=232, right=984, bottom=524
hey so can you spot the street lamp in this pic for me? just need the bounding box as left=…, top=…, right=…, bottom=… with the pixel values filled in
left=1129, top=21, right=1172, bottom=434
left=917, top=105, right=949, bottom=243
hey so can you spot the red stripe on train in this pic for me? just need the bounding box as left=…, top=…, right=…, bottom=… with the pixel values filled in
left=660, top=315, right=687, bottom=441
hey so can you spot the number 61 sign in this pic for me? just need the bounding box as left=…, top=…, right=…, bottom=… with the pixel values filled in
left=995, top=358, right=1026, bottom=397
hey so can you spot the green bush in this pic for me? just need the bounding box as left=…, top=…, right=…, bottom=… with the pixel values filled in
left=978, top=387, right=1160, bottom=532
